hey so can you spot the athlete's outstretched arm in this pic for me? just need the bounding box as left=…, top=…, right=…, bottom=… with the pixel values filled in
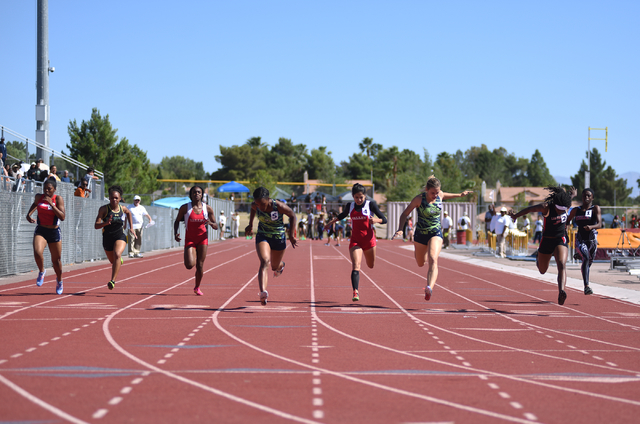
left=277, top=200, right=298, bottom=248
left=206, top=205, right=219, bottom=230
left=173, top=204, right=188, bottom=242
left=369, top=200, right=387, bottom=224
left=245, top=203, right=257, bottom=236
left=510, top=203, right=548, bottom=220
left=441, top=190, right=472, bottom=200
left=393, top=194, right=422, bottom=240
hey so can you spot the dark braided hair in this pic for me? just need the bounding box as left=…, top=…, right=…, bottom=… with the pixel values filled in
left=544, top=185, right=575, bottom=208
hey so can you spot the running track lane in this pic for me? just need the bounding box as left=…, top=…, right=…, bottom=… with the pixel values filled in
left=0, top=238, right=639, bottom=423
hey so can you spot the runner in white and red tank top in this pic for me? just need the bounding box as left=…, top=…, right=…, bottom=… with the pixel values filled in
left=26, top=178, right=66, bottom=295
left=174, top=186, right=218, bottom=296
left=325, top=183, right=387, bottom=302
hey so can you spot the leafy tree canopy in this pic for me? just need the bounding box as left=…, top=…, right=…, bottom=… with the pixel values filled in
left=571, top=148, right=632, bottom=206
left=66, top=108, right=156, bottom=194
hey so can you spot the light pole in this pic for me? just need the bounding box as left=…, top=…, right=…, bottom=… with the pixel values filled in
left=585, top=127, right=607, bottom=189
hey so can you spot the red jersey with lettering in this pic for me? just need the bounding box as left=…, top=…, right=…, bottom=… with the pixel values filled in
left=185, top=205, right=208, bottom=248
left=349, top=200, right=376, bottom=250
left=37, top=195, right=59, bottom=227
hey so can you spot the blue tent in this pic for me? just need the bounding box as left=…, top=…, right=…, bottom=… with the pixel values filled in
left=151, top=197, right=190, bottom=209
left=217, top=181, right=250, bottom=193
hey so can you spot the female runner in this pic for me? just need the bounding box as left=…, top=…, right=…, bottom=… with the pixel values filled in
left=567, top=188, right=602, bottom=295
left=510, top=186, right=575, bottom=305
left=95, top=185, right=135, bottom=290
left=26, top=178, right=66, bottom=294
left=173, top=186, right=218, bottom=296
left=245, top=187, right=297, bottom=305
left=393, top=176, right=471, bottom=301
left=324, top=183, right=387, bottom=302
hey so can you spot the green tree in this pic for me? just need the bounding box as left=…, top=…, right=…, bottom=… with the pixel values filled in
left=248, top=169, right=277, bottom=196
left=527, top=149, right=556, bottom=186
left=306, top=146, right=336, bottom=180
left=341, top=152, right=373, bottom=180
left=4, top=140, right=30, bottom=163
left=267, top=138, right=308, bottom=182
left=571, top=148, right=631, bottom=206
left=211, top=137, right=268, bottom=181
left=434, top=152, right=474, bottom=200
left=158, top=156, right=206, bottom=180
left=66, top=108, right=156, bottom=193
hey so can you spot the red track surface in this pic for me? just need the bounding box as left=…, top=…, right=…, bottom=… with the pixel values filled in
left=1, top=239, right=640, bottom=423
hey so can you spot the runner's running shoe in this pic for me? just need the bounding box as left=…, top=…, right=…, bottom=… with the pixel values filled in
left=36, top=270, right=46, bottom=287
left=56, top=281, right=63, bottom=295
left=274, top=262, right=285, bottom=277
left=194, top=287, right=203, bottom=296
left=108, top=280, right=115, bottom=290
left=352, top=290, right=359, bottom=302
left=558, top=290, right=567, bottom=305
left=424, top=286, right=432, bottom=301
left=260, top=290, right=269, bottom=306
left=584, top=285, right=593, bottom=295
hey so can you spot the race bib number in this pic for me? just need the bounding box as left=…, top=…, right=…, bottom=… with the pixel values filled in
left=586, top=210, right=592, bottom=218
left=271, top=211, right=278, bottom=221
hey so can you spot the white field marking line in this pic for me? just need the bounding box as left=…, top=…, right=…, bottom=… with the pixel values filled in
left=380, top=246, right=640, bottom=339
left=210, top=245, right=541, bottom=424
left=0, top=373, right=89, bottom=424
left=102, top=253, right=322, bottom=424
left=0, top=259, right=185, bottom=321
left=0, top=244, right=245, bottom=320
left=374, top=252, right=640, bottom=374
left=323, top=248, right=640, bottom=407
left=0, top=243, right=239, bottom=293
left=0, top=256, right=203, bottom=418
left=0, top=250, right=184, bottom=293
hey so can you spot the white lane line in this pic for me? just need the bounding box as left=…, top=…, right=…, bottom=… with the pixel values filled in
left=108, top=397, right=122, bottom=405
left=92, top=409, right=108, bottom=419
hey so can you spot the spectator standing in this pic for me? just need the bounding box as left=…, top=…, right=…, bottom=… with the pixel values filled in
left=231, top=211, right=240, bottom=238
left=48, top=165, right=61, bottom=182
left=522, top=215, right=531, bottom=240
left=307, top=209, right=315, bottom=239
left=485, top=205, right=496, bottom=236
left=289, top=192, right=297, bottom=213
left=631, top=214, right=638, bottom=229
left=441, top=211, right=452, bottom=248
left=60, top=170, right=71, bottom=183
left=27, top=162, right=40, bottom=180
left=218, top=210, right=227, bottom=240
left=0, top=137, right=6, bottom=170
left=83, top=167, right=99, bottom=185
left=533, top=215, right=544, bottom=243
left=74, top=179, right=91, bottom=198
left=128, top=195, right=152, bottom=258
left=35, top=159, right=49, bottom=181
left=611, top=215, right=620, bottom=229
left=495, top=207, right=510, bottom=258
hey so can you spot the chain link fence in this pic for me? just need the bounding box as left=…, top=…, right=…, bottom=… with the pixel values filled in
left=1, top=181, right=233, bottom=278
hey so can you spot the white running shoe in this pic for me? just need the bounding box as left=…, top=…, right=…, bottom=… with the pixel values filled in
left=260, top=290, right=268, bottom=306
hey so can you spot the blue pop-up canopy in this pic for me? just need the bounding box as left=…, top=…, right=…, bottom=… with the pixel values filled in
left=217, top=181, right=250, bottom=193
left=151, top=197, right=190, bottom=209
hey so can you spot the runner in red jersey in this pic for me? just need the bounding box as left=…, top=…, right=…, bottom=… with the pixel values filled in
left=174, top=186, right=218, bottom=296
left=26, top=178, right=66, bottom=294
left=325, top=183, right=387, bottom=302
left=510, top=186, right=576, bottom=305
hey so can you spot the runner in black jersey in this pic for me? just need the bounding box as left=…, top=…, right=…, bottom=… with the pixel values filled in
left=245, top=187, right=298, bottom=305
left=510, top=186, right=575, bottom=305
left=95, top=185, right=135, bottom=290
left=567, top=188, right=602, bottom=295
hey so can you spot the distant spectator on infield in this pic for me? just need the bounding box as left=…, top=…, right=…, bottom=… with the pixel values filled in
left=128, top=195, right=152, bottom=258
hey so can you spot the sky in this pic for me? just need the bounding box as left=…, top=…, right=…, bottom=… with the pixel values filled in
left=1, top=0, right=638, bottom=191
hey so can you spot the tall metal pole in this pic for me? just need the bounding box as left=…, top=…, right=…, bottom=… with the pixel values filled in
left=36, top=0, right=50, bottom=166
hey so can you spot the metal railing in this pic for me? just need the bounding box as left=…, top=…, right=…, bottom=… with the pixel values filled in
left=0, top=181, right=233, bottom=278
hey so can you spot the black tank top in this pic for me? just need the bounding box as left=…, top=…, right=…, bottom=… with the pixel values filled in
left=102, top=205, right=125, bottom=237
left=574, top=205, right=597, bottom=238
left=543, top=205, right=568, bottom=238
